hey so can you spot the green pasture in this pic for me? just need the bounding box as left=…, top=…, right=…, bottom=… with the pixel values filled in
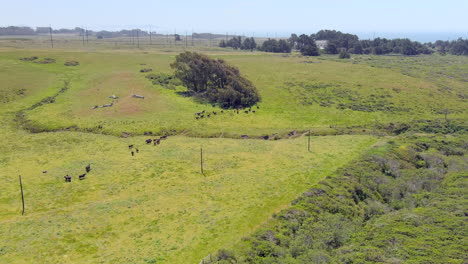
left=0, top=128, right=375, bottom=263
left=1, top=48, right=466, bottom=138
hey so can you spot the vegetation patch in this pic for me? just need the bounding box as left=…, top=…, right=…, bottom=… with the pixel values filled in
left=207, top=136, right=467, bottom=263
left=284, top=81, right=410, bottom=112
left=34, top=58, right=56, bottom=64
left=64, top=60, right=79, bottom=66
left=19, top=56, right=38, bottom=61
left=145, top=72, right=181, bottom=89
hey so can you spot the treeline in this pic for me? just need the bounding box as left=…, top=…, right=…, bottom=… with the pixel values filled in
left=428, top=38, right=468, bottom=55
left=219, top=36, right=257, bottom=51
left=0, top=26, right=92, bottom=36
left=0, top=26, right=152, bottom=38
left=219, top=29, right=468, bottom=56
left=206, top=136, right=467, bottom=263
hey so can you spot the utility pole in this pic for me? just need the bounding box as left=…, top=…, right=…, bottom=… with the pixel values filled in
left=137, top=29, right=140, bottom=48
left=49, top=25, right=54, bottom=48
left=149, top=25, right=152, bottom=45
left=81, top=28, right=85, bottom=46
left=19, top=175, right=25, bottom=215
left=191, top=28, right=194, bottom=46
left=200, top=146, right=205, bottom=176
left=86, top=27, right=89, bottom=44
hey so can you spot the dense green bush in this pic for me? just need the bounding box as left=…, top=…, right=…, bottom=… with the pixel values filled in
left=171, top=52, right=260, bottom=108
left=207, top=136, right=467, bottom=263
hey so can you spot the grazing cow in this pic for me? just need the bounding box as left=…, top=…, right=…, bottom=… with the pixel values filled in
left=102, top=102, right=113, bottom=107
left=257, top=106, right=260, bottom=109
left=132, top=94, right=145, bottom=99
left=207, top=114, right=211, bottom=118
left=79, top=173, right=86, bottom=180
left=244, top=110, right=249, bottom=114
left=136, top=148, right=139, bottom=153
left=200, top=115, right=204, bottom=118
left=196, top=116, right=199, bottom=120
left=160, top=135, right=168, bottom=140
left=221, top=110, right=224, bottom=113
left=252, top=110, right=256, bottom=113
left=128, top=144, right=134, bottom=149
left=156, top=139, right=161, bottom=144
left=145, top=139, right=152, bottom=144
left=201, top=110, right=205, bottom=114
left=131, top=151, right=134, bottom=156
left=213, top=111, right=217, bottom=115
left=64, top=175, right=71, bottom=182
left=85, top=164, right=91, bottom=173
left=196, top=112, right=201, bottom=116
left=42, top=171, right=47, bottom=174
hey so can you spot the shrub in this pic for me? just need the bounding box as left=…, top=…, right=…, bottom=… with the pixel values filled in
left=64, top=60, right=79, bottom=66
left=170, top=52, right=260, bottom=108
left=20, top=56, right=38, bottom=61
left=145, top=72, right=181, bottom=88
left=339, top=51, right=351, bottom=59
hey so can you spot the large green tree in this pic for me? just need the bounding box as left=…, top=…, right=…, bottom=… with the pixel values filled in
left=171, top=52, right=260, bottom=108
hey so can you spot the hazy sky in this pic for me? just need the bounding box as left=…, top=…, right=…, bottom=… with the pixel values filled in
left=3, top=0, right=468, bottom=35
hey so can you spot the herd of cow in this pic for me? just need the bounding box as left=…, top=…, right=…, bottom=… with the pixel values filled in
left=128, top=135, right=168, bottom=156
left=63, top=164, right=91, bottom=182
left=194, top=105, right=259, bottom=120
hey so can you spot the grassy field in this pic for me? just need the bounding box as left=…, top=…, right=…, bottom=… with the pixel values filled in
left=1, top=48, right=466, bottom=138
left=0, top=129, right=375, bottom=263
left=0, top=37, right=466, bottom=263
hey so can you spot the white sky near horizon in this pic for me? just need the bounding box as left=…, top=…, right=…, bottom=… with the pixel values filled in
left=2, top=0, right=467, bottom=36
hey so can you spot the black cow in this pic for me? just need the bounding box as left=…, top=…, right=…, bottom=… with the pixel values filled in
left=136, top=148, right=139, bottom=153
left=213, top=111, right=217, bottom=115
left=79, top=173, right=86, bottom=180
left=131, top=151, right=134, bottom=156
left=85, top=164, right=91, bottom=173
left=42, top=171, right=47, bottom=174
left=252, top=110, right=256, bottom=113
left=128, top=144, right=134, bottom=149
left=160, top=135, right=168, bottom=140
left=64, top=175, right=71, bottom=182
left=244, top=111, right=249, bottom=114
left=146, top=139, right=152, bottom=144
left=257, top=106, right=260, bottom=109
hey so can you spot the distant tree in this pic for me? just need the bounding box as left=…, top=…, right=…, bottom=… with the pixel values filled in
left=0, top=26, right=35, bottom=36
left=289, top=33, right=299, bottom=49
left=170, top=52, right=260, bottom=108
left=219, top=39, right=227, bottom=48
left=325, top=42, right=338, bottom=54
left=298, top=35, right=320, bottom=56
left=259, top=39, right=291, bottom=53
left=242, top=37, right=257, bottom=51
left=352, top=42, right=363, bottom=54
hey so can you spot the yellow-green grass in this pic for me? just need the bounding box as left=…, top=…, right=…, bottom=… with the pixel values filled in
left=0, top=127, right=376, bottom=263
left=1, top=49, right=465, bottom=138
